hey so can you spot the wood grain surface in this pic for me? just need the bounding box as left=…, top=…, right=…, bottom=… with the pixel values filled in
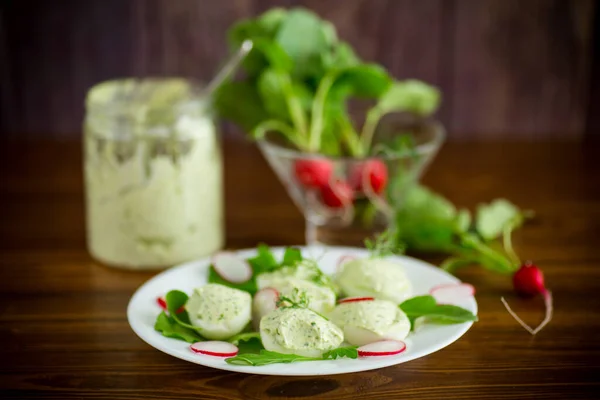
left=0, top=0, right=595, bottom=139
left=0, top=138, right=599, bottom=399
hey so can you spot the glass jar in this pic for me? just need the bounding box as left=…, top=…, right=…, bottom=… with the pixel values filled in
left=84, top=78, right=223, bottom=269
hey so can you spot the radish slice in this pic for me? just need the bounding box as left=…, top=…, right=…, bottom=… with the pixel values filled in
left=252, top=288, right=280, bottom=330
left=156, top=296, right=184, bottom=314
left=337, top=255, right=356, bottom=271
left=157, top=296, right=167, bottom=310
left=190, top=341, right=239, bottom=357
left=338, top=296, right=375, bottom=304
left=212, top=252, right=252, bottom=284
left=358, top=340, right=406, bottom=357
left=430, top=283, right=475, bottom=304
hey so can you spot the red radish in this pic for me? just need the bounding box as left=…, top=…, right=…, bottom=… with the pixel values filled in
left=212, top=252, right=252, bottom=284
left=358, top=340, right=406, bottom=357
left=338, top=296, right=375, bottom=304
left=156, top=296, right=184, bottom=314
left=190, top=341, right=239, bottom=357
left=350, top=159, right=388, bottom=194
left=336, top=255, right=356, bottom=270
left=252, top=287, right=280, bottom=330
left=157, top=297, right=167, bottom=310
left=320, top=179, right=354, bottom=208
left=294, top=159, right=333, bottom=188
left=501, top=261, right=553, bottom=335
left=513, top=262, right=545, bottom=297
left=430, top=283, right=475, bottom=305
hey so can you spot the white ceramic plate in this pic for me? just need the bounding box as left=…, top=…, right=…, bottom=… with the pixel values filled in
left=127, top=246, right=477, bottom=376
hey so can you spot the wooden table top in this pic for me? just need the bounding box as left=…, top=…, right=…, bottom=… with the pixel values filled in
left=1, top=139, right=599, bottom=399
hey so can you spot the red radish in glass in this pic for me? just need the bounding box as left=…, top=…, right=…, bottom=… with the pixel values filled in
left=338, top=296, right=375, bottom=304
left=190, top=341, right=239, bottom=357
left=358, top=340, right=406, bottom=357
left=350, top=159, right=388, bottom=194
left=294, top=159, right=333, bottom=188
left=501, top=261, right=553, bottom=335
left=320, top=179, right=353, bottom=208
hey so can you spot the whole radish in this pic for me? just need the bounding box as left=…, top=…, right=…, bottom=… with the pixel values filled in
left=320, top=179, right=354, bottom=208
left=513, top=261, right=545, bottom=296
left=294, top=159, right=333, bottom=188
left=502, top=261, right=553, bottom=335
left=350, top=159, right=388, bottom=194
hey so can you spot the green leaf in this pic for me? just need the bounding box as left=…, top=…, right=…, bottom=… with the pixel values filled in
left=225, top=350, right=320, bottom=366
left=322, top=346, right=358, bottom=360
left=476, top=199, right=521, bottom=241
left=227, top=332, right=264, bottom=354
left=333, top=64, right=392, bottom=99
left=154, top=311, right=203, bottom=343
left=227, top=331, right=261, bottom=345
left=213, top=81, right=268, bottom=132
left=459, top=233, right=514, bottom=273
left=395, top=185, right=458, bottom=253
left=361, top=80, right=440, bottom=151
left=248, top=244, right=279, bottom=275
left=256, top=68, right=308, bottom=137
left=257, top=8, right=287, bottom=35
left=399, top=295, right=477, bottom=324
left=323, top=42, right=360, bottom=69
left=282, top=247, right=303, bottom=266
left=455, top=209, right=472, bottom=233
left=165, top=290, right=198, bottom=329
left=275, top=9, right=330, bottom=78
left=375, top=80, right=440, bottom=116
left=253, top=38, right=293, bottom=72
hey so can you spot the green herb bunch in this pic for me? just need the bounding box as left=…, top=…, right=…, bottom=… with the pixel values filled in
left=215, top=8, right=440, bottom=157
left=395, top=186, right=533, bottom=274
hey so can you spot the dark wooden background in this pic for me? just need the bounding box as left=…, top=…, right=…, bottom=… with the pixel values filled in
left=0, top=0, right=597, bottom=140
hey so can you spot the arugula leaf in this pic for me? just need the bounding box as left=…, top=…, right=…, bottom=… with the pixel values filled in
left=154, top=311, right=204, bottom=343
left=399, top=295, right=477, bottom=325
left=227, top=332, right=264, bottom=354
left=248, top=244, right=279, bottom=274
left=322, top=346, right=358, bottom=360
left=282, top=247, right=303, bottom=266
left=226, top=346, right=359, bottom=366
left=227, top=331, right=261, bottom=345
left=226, top=350, right=320, bottom=366
left=165, top=290, right=199, bottom=329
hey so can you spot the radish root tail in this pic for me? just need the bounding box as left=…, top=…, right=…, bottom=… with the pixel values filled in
left=501, top=290, right=553, bottom=335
